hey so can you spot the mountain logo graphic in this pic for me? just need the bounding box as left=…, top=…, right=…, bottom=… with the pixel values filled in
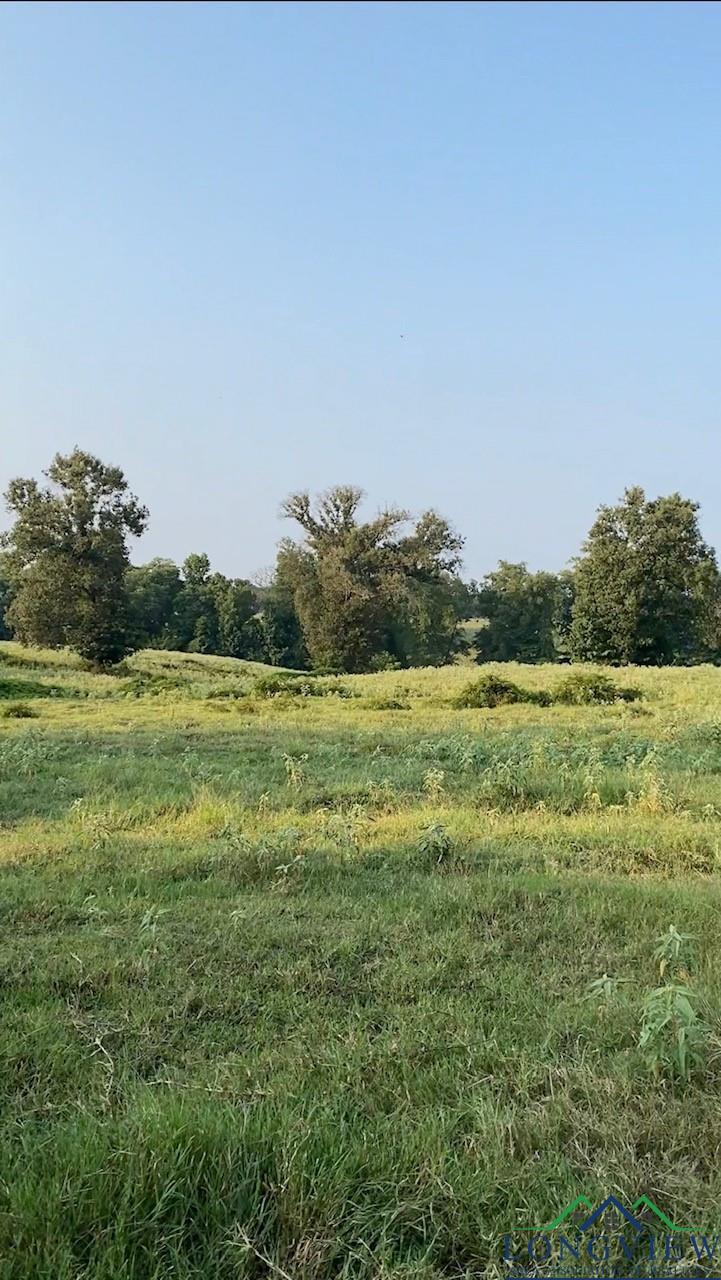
left=505, top=1194, right=719, bottom=1278
left=527, top=1194, right=696, bottom=1234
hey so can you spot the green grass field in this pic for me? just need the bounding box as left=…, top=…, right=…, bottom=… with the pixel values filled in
left=2, top=640, right=721, bottom=1278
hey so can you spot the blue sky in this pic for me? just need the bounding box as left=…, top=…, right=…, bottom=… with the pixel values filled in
left=2, top=1, right=719, bottom=579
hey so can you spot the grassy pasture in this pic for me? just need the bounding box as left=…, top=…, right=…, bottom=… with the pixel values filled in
left=2, top=641, right=721, bottom=1277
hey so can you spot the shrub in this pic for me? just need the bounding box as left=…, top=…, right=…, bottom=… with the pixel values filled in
left=2, top=701, right=39, bottom=719
left=617, top=684, right=644, bottom=703
left=367, top=652, right=402, bottom=672
left=122, top=672, right=188, bottom=698
left=202, top=682, right=253, bottom=700
left=553, top=672, right=642, bottom=705
left=453, top=674, right=529, bottom=709
left=254, top=673, right=355, bottom=700
left=453, top=670, right=641, bottom=712
left=363, top=696, right=411, bottom=711
left=531, top=688, right=553, bottom=707
left=254, top=673, right=313, bottom=698
left=417, top=823, right=454, bottom=866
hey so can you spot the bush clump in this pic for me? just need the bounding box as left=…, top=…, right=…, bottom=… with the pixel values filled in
left=454, top=674, right=529, bottom=709
left=202, top=682, right=253, bottom=700
left=253, top=673, right=355, bottom=700
left=2, top=701, right=39, bottom=719
left=453, top=669, right=642, bottom=711
left=553, top=672, right=642, bottom=705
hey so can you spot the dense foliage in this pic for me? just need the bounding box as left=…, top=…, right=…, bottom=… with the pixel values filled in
left=473, top=561, right=574, bottom=663
left=3, top=457, right=721, bottom=668
left=0, top=574, right=13, bottom=641
left=126, top=554, right=262, bottom=659
left=277, top=486, right=464, bottom=672
left=2, top=450, right=147, bottom=665
left=569, top=487, right=721, bottom=665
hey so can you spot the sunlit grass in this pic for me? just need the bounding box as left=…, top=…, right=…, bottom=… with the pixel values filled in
left=2, top=641, right=721, bottom=1276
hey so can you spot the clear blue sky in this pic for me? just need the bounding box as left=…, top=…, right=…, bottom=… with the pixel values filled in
left=2, top=1, right=720, bottom=580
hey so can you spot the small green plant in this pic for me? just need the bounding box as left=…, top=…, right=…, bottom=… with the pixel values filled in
left=283, top=752, right=308, bottom=790
left=585, top=972, right=629, bottom=1002
left=138, top=904, right=168, bottom=940
left=2, top=701, right=39, bottom=719
left=639, top=983, right=709, bottom=1080
left=422, top=767, right=445, bottom=800
left=69, top=799, right=115, bottom=850
left=324, top=803, right=369, bottom=851
left=582, top=750, right=604, bottom=811
left=654, top=923, right=696, bottom=977
left=586, top=923, right=710, bottom=1082
left=0, top=732, right=59, bottom=777
left=640, top=925, right=709, bottom=1081
left=417, top=822, right=454, bottom=865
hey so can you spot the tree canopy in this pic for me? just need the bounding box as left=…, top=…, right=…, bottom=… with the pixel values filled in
left=278, top=486, right=464, bottom=671
left=570, top=487, right=721, bottom=664
left=126, top=554, right=263, bottom=660
left=2, top=456, right=720, bottom=672
left=3, top=450, right=147, bottom=665
left=474, top=562, right=574, bottom=663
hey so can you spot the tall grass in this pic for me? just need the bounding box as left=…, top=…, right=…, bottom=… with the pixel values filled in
left=2, top=641, right=721, bottom=1276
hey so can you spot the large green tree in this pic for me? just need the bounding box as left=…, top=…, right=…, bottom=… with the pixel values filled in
left=256, top=584, right=308, bottom=669
left=475, top=561, right=572, bottom=663
left=279, top=486, right=463, bottom=671
left=3, top=450, right=148, bottom=665
left=126, top=552, right=266, bottom=660
left=211, top=575, right=256, bottom=658
left=126, top=558, right=183, bottom=648
left=570, top=487, right=721, bottom=664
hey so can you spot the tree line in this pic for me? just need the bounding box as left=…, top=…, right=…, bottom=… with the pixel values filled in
left=1, top=449, right=720, bottom=671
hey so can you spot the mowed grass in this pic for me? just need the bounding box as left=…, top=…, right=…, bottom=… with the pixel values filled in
left=3, top=642, right=721, bottom=1277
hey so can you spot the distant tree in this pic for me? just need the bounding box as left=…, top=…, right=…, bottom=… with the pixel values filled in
left=447, top=576, right=482, bottom=621
left=570, top=487, right=721, bottom=664
left=387, top=578, right=462, bottom=667
left=382, top=513, right=468, bottom=666
left=126, top=558, right=183, bottom=648
left=474, top=561, right=569, bottom=663
left=552, top=569, right=576, bottom=660
left=126, top=552, right=267, bottom=660
left=173, top=554, right=219, bottom=652
left=279, top=486, right=463, bottom=671
left=0, top=563, right=14, bottom=640
left=3, top=449, right=147, bottom=665
left=211, top=576, right=256, bottom=658
left=258, top=582, right=309, bottom=669
left=187, top=611, right=219, bottom=655
left=183, top=553, right=211, bottom=588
